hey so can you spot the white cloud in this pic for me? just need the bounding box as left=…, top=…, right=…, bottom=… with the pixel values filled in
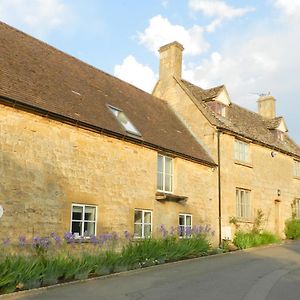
left=274, top=0, right=300, bottom=16
left=0, top=0, right=72, bottom=36
left=183, top=25, right=300, bottom=114
left=189, top=0, right=254, bottom=19
left=138, top=15, right=209, bottom=56
left=189, top=0, right=254, bottom=32
left=114, top=55, right=158, bottom=93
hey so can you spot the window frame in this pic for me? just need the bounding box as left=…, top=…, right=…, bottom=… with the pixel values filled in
left=234, top=139, right=250, bottom=163
left=294, top=160, right=300, bottom=178
left=133, top=209, right=152, bottom=239
left=179, top=213, right=192, bottom=238
left=207, top=101, right=226, bottom=117
left=108, top=104, right=141, bottom=136
left=157, top=154, right=174, bottom=193
left=70, top=204, right=97, bottom=238
left=236, top=188, right=251, bottom=220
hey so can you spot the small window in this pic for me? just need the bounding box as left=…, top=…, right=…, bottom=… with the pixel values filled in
left=295, top=199, right=300, bottom=218
left=134, top=209, right=152, bottom=238
left=294, top=160, right=300, bottom=177
left=179, top=214, right=192, bottom=238
left=236, top=188, right=251, bottom=219
left=207, top=101, right=226, bottom=117
left=234, top=139, right=250, bottom=163
left=71, top=204, right=97, bottom=237
left=157, top=154, right=173, bottom=193
left=108, top=105, right=141, bottom=136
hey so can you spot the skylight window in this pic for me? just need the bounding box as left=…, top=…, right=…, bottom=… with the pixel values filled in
left=108, top=105, right=141, bottom=136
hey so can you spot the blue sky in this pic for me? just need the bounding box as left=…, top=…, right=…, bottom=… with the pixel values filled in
left=0, top=0, right=299, bottom=144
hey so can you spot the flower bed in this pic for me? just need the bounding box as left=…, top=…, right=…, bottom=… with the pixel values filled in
left=0, top=225, right=214, bottom=295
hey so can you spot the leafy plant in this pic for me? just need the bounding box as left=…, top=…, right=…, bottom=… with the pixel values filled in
left=285, top=218, right=300, bottom=239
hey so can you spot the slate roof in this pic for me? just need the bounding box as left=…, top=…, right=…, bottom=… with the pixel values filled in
left=0, top=21, right=215, bottom=166
left=181, top=80, right=300, bottom=157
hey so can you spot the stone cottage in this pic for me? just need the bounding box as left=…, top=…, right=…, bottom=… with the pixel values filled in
left=0, top=22, right=218, bottom=242
left=153, top=41, right=300, bottom=240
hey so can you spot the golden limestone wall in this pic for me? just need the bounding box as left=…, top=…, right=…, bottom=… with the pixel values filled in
left=220, top=133, right=300, bottom=238
left=153, top=79, right=218, bottom=161
left=0, top=104, right=218, bottom=243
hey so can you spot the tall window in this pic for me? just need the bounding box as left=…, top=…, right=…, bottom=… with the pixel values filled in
left=295, top=199, right=300, bottom=218
left=294, top=160, right=300, bottom=177
left=157, top=154, right=173, bottom=193
left=234, top=140, right=250, bottom=163
left=108, top=105, right=141, bottom=136
left=71, top=204, right=97, bottom=237
left=236, top=189, right=251, bottom=219
left=179, top=214, right=192, bottom=237
left=134, top=209, right=152, bottom=238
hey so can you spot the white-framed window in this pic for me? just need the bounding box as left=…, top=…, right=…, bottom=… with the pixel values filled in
left=295, top=199, right=300, bottom=218
left=179, top=214, right=192, bottom=237
left=234, top=139, right=250, bottom=163
left=294, top=160, right=300, bottom=177
left=134, top=209, right=152, bottom=238
left=108, top=105, right=141, bottom=136
left=236, top=188, right=251, bottom=219
left=71, top=204, right=97, bottom=237
left=157, top=154, right=173, bottom=193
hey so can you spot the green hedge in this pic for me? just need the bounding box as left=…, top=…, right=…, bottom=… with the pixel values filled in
left=233, top=231, right=279, bottom=249
left=285, top=219, right=300, bottom=239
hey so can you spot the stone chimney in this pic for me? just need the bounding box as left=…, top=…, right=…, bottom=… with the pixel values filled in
left=159, top=41, right=184, bottom=80
left=257, top=95, right=276, bottom=119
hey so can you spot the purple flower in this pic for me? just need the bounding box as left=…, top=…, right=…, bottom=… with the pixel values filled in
left=124, top=230, right=132, bottom=240
left=50, top=232, right=61, bottom=245
left=64, top=232, right=75, bottom=243
left=170, top=226, right=175, bottom=235
left=160, top=224, right=168, bottom=238
left=18, top=235, right=26, bottom=247
left=90, top=235, right=98, bottom=245
left=2, top=238, right=10, bottom=246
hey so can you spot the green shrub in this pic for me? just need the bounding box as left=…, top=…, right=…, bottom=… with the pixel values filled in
left=285, top=219, right=300, bottom=239
left=233, top=231, right=279, bottom=249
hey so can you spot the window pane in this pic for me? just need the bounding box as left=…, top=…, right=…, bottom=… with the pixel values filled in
left=179, top=215, right=184, bottom=226
left=157, top=173, right=163, bottom=191
left=144, top=212, right=151, bottom=224
left=134, top=224, right=142, bottom=238
left=72, top=206, right=83, bottom=220
left=165, top=157, right=172, bottom=174
left=134, top=210, right=142, bottom=223
left=179, top=225, right=184, bottom=237
left=157, top=155, right=163, bottom=172
left=144, top=225, right=151, bottom=238
left=165, top=174, right=172, bottom=192
left=71, top=221, right=82, bottom=234
left=84, top=222, right=95, bottom=236
left=186, top=216, right=192, bottom=226
left=85, top=206, right=96, bottom=221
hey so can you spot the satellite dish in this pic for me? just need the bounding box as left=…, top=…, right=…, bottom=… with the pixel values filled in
left=0, top=205, right=3, bottom=219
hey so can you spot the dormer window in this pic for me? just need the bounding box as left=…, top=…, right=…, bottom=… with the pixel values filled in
left=207, top=101, right=226, bottom=117
left=108, top=105, right=141, bottom=136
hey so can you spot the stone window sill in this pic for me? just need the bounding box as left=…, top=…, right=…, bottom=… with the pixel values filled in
left=234, top=160, right=253, bottom=168
left=236, top=218, right=253, bottom=224
left=293, top=176, right=300, bottom=180
left=156, top=192, right=187, bottom=203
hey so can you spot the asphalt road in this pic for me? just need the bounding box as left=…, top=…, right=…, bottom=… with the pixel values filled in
left=10, top=241, right=300, bottom=300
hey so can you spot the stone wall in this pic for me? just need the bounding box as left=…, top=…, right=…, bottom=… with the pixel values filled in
left=0, top=104, right=218, bottom=243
